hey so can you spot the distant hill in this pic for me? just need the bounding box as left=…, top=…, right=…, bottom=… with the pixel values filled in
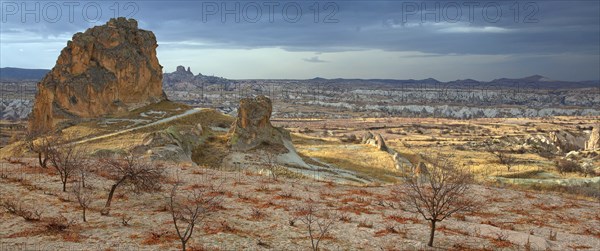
left=0, top=67, right=49, bottom=81
left=2, top=67, right=598, bottom=90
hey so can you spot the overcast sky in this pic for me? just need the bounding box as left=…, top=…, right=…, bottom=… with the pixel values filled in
left=1, top=0, right=598, bottom=81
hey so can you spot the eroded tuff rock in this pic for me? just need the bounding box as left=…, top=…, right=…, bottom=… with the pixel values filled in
left=361, top=131, right=413, bottom=171
left=30, top=17, right=166, bottom=132
left=362, top=131, right=388, bottom=151
left=229, top=95, right=289, bottom=152
left=586, top=126, right=600, bottom=151
left=549, top=130, right=587, bottom=153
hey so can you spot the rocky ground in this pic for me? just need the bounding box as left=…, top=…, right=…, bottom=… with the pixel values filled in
left=0, top=158, right=599, bottom=251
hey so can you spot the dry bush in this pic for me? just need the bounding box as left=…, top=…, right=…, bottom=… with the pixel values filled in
left=121, top=214, right=132, bottom=226
left=72, top=181, right=93, bottom=222
left=554, top=159, right=582, bottom=174
left=100, top=153, right=164, bottom=215
left=437, top=225, right=470, bottom=236
left=357, top=219, right=373, bottom=228
left=45, top=214, right=74, bottom=232
left=385, top=214, right=420, bottom=224
left=264, top=150, right=279, bottom=181
left=490, top=231, right=512, bottom=248
left=294, top=200, right=337, bottom=251
left=548, top=230, right=557, bottom=241
left=485, top=141, right=516, bottom=171
left=250, top=207, right=266, bottom=221
left=374, top=224, right=407, bottom=238
left=48, top=138, right=89, bottom=192
left=203, top=220, right=239, bottom=235
left=168, top=182, right=223, bottom=251
left=398, top=151, right=479, bottom=247
left=0, top=196, right=43, bottom=221
left=141, top=230, right=177, bottom=245
left=338, top=212, right=352, bottom=223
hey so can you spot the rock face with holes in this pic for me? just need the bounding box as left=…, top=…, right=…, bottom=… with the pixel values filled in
left=229, top=95, right=289, bottom=152
left=29, top=17, right=166, bottom=132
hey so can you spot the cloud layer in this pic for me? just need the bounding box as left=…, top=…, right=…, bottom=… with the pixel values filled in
left=1, top=1, right=598, bottom=81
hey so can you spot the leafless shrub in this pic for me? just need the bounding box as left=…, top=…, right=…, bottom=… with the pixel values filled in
left=121, top=214, right=132, bottom=226
left=524, top=236, right=532, bottom=251
left=45, top=214, right=74, bottom=232
left=338, top=212, right=352, bottom=223
left=0, top=196, right=43, bottom=221
left=278, top=192, right=293, bottom=198
left=167, top=182, right=223, bottom=251
left=496, top=231, right=508, bottom=241
left=398, top=151, right=479, bottom=247
left=257, top=239, right=271, bottom=248
left=100, top=153, right=164, bottom=215
left=549, top=230, right=557, bottom=241
left=554, top=159, right=582, bottom=174
left=264, top=151, right=279, bottom=181
left=485, top=142, right=516, bottom=171
left=295, top=200, right=337, bottom=251
left=358, top=219, right=373, bottom=228
left=72, top=181, right=93, bottom=222
left=250, top=207, right=266, bottom=220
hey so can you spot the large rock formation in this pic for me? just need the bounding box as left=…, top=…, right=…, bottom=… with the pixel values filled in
left=30, top=17, right=166, bottom=132
left=229, top=95, right=289, bottom=151
left=586, top=126, right=600, bottom=151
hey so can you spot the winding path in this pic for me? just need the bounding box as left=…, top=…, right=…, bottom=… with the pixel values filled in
left=74, top=108, right=204, bottom=145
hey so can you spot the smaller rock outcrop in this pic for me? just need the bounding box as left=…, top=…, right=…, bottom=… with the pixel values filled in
left=229, top=95, right=289, bottom=152
left=361, top=132, right=374, bottom=144
left=362, top=131, right=387, bottom=151
left=374, top=134, right=388, bottom=151
left=548, top=130, right=587, bottom=153
left=361, top=131, right=413, bottom=171
left=585, top=126, right=600, bottom=151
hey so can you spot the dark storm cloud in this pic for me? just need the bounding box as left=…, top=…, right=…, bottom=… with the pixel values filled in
left=1, top=0, right=598, bottom=55
left=1, top=0, right=599, bottom=80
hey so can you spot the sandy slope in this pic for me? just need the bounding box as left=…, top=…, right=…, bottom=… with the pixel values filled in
left=0, top=158, right=599, bottom=250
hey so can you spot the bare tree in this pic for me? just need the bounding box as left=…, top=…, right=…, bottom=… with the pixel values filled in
left=399, top=152, right=478, bottom=247
left=485, top=141, right=516, bottom=171
left=168, top=182, right=222, bottom=251
left=100, top=154, right=164, bottom=215
left=264, top=150, right=279, bottom=181
left=72, top=181, right=93, bottom=222
left=24, top=130, right=53, bottom=168
left=48, top=140, right=88, bottom=192
left=295, top=200, right=337, bottom=251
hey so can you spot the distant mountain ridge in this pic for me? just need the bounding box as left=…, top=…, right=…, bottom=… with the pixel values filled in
left=2, top=67, right=598, bottom=90
left=0, top=67, right=50, bottom=81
